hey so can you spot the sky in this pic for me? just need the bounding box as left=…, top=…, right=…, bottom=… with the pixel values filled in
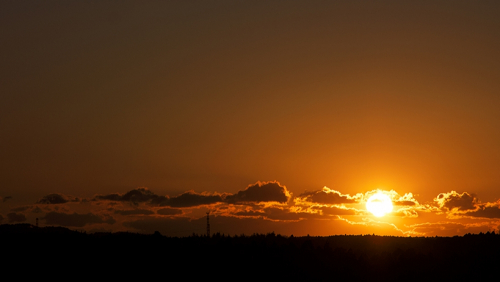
left=1, top=0, right=500, bottom=237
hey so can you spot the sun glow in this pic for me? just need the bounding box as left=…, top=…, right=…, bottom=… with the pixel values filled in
left=366, top=192, right=393, bottom=217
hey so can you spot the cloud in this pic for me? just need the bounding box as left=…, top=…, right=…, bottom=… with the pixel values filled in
left=234, top=210, right=266, bottom=217
left=407, top=221, right=493, bottom=237
left=32, top=206, right=43, bottom=213
left=10, top=205, right=43, bottom=213
left=7, top=212, right=27, bottom=223
left=296, top=187, right=360, bottom=205
left=394, top=200, right=416, bottom=206
left=0, top=214, right=3, bottom=223
left=10, top=206, right=31, bottom=212
left=162, top=191, right=224, bottom=207
left=215, top=204, right=314, bottom=222
left=462, top=202, right=500, bottom=219
left=363, top=190, right=420, bottom=208
left=259, top=207, right=304, bottom=221
left=114, top=209, right=155, bottom=216
left=225, top=181, right=291, bottom=204
left=3, top=196, right=12, bottom=202
left=94, top=187, right=161, bottom=205
left=320, top=206, right=359, bottom=216
left=37, top=193, right=79, bottom=204
left=239, top=206, right=325, bottom=222
left=392, top=193, right=419, bottom=206
left=92, top=181, right=290, bottom=209
left=393, top=208, right=419, bottom=218
left=434, top=191, right=478, bottom=211
left=94, top=187, right=222, bottom=208
left=157, top=208, right=183, bottom=216
left=43, top=212, right=115, bottom=227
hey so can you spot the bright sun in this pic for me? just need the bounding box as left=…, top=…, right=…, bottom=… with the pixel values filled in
left=366, top=192, right=393, bottom=217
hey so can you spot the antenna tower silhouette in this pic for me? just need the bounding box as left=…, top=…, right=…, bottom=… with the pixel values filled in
left=206, top=211, right=210, bottom=237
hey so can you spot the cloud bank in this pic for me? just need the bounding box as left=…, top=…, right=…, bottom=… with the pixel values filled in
left=6, top=182, right=499, bottom=237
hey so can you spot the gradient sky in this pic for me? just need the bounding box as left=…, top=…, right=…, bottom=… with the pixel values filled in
left=1, top=1, right=500, bottom=236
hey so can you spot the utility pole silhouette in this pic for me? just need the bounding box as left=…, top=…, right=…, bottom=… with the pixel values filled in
left=206, top=211, right=210, bottom=238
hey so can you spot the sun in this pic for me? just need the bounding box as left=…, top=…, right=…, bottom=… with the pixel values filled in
left=366, top=192, right=393, bottom=217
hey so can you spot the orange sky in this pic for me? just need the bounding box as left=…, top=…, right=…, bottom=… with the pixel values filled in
left=1, top=1, right=500, bottom=236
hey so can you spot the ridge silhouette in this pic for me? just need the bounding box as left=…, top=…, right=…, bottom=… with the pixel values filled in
left=1, top=224, right=498, bottom=281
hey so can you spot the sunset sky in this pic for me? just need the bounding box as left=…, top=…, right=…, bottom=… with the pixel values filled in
left=1, top=1, right=500, bottom=236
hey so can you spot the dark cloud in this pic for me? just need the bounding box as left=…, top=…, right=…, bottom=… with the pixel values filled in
left=114, top=209, right=154, bottom=216
left=320, top=206, right=358, bottom=216
left=3, top=196, right=12, bottom=202
left=37, top=193, right=78, bottom=204
left=94, top=187, right=222, bottom=208
left=227, top=205, right=318, bottom=221
left=297, top=187, right=358, bottom=205
left=7, top=212, right=27, bottom=223
left=32, top=206, right=43, bottom=213
left=94, top=187, right=161, bottom=205
left=225, top=181, right=291, bottom=204
left=234, top=210, right=266, bottom=217
left=10, top=206, right=31, bottom=212
left=261, top=207, right=304, bottom=221
left=150, top=196, right=169, bottom=206
left=463, top=203, right=500, bottom=218
left=43, top=212, right=115, bottom=227
left=157, top=208, right=183, bottom=215
left=93, top=182, right=289, bottom=208
left=163, top=191, right=224, bottom=207
left=10, top=205, right=43, bottom=213
left=435, top=191, right=478, bottom=211
left=394, top=200, right=416, bottom=206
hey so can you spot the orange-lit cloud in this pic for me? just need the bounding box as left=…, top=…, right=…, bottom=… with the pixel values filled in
left=393, top=208, right=419, bottom=218
left=360, top=189, right=422, bottom=218
left=7, top=181, right=500, bottom=237
left=434, top=191, right=478, bottom=211
left=392, top=193, right=419, bottom=207
left=295, top=187, right=361, bottom=206
left=334, top=216, right=408, bottom=236
left=406, top=221, right=496, bottom=237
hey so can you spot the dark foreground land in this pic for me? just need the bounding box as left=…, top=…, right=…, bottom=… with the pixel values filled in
left=2, top=224, right=499, bottom=280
